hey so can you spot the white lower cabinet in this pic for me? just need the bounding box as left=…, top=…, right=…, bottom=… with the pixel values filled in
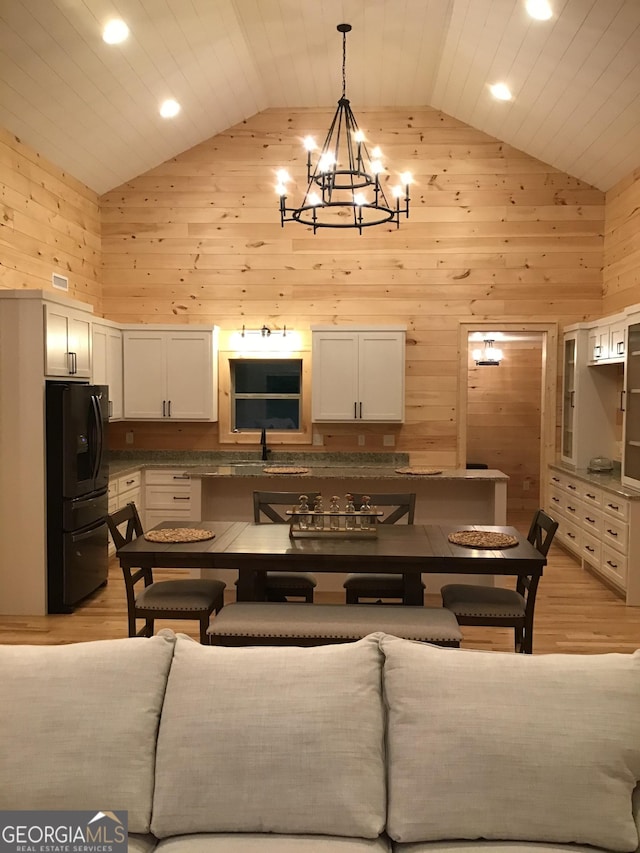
left=546, top=467, right=640, bottom=604
left=143, top=469, right=201, bottom=529
left=107, top=470, right=142, bottom=558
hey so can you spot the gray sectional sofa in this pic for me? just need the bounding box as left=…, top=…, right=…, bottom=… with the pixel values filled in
left=1, top=631, right=639, bottom=853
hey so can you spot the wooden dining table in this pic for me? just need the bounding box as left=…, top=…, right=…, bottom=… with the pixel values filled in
left=116, top=521, right=546, bottom=606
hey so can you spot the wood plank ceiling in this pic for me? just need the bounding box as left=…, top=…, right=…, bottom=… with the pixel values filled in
left=1, top=0, right=639, bottom=195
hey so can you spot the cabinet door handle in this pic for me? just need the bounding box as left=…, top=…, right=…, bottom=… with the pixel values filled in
left=354, top=402, right=357, bottom=418
left=108, top=400, right=113, bottom=418
left=594, top=344, right=601, bottom=357
left=68, top=351, right=77, bottom=374
left=162, top=400, right=166, bottom=417
left=617, top=341, right=624, bottom=354
left=570, top=390, right=575, bottom=408
left=359, top=402, right=362, bottom=418
left=168, top=400, right=172, bottom=417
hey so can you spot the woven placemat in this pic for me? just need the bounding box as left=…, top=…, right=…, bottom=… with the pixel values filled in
left=263, top=466, right=310, bottom=474
left=144, top=528, right=216, bottom=544
left=395, top=466, right=443, bottom=475
left=448, top=530, right=518, bottom=549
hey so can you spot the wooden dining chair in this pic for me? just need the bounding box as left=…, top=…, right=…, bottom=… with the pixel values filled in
left=250, top=490, right=319, bottom=602
left=107, top=502, right=226, bottom=643
left=440, top=508, right=559, bottom=653
left=342, top=492, right=425, bottom=605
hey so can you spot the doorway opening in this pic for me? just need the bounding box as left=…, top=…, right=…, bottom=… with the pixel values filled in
left=457, top=323, right=558, bottom=530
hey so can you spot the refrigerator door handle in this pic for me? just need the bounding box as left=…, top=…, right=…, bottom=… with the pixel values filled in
left=90, top=394, right=104, bottom=484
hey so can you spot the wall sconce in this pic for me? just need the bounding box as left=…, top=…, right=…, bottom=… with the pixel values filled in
left=472, top=338, right=503, bottom=366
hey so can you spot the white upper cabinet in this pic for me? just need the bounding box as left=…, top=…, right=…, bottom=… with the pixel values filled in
left=123, top=327, right=218, bottom=421
left=587, top=313, right=627, bottom=364
left=92, top=321, right=123, bottom=420
left=44, top=302, right=92, bottom=377
left=311, top=327, right=405, bottom=422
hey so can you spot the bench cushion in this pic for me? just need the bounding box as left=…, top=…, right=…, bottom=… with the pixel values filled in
left=0, top=632, right=176, bottom=834
left=156, top=835, right=391, bottom=852
left=380, top=636, right=640, bottom=851
left=152, top=633, right=386, bottom=839
left=207, top=602, right=461, bottom=646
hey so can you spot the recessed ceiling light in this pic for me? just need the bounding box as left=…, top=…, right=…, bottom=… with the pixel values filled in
left=490, top=83, right=513, bottom=101
left=159, top=99, right=181, bottom=118
left=102, top=19, right=129, bottom=45
left=526, top=0, right=553, bottom=20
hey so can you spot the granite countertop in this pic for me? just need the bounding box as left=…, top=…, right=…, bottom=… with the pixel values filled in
left=108, top=451, right=508, bottom=481
left=550, top=461, right=640, bottom=500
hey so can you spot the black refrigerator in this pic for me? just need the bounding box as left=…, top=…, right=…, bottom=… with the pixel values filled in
left=46, top=381, right=109, bottom=613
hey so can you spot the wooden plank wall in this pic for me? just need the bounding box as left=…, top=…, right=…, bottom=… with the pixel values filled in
left=603, top=167, right=640, bottom=314
left=466, top=337, right=543, bottom=513
left=0, top=128, right=102, bottom=309
left=102, top=107, right=605, bottom=464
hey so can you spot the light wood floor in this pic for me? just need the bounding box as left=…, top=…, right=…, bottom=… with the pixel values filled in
left=1, top=542, right=639, bottom=653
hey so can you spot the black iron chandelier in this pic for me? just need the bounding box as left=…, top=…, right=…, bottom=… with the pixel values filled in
left=275, top=23, right=412, bottom=234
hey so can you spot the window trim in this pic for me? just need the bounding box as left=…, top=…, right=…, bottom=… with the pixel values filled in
left=218, top=348, right=312, bottom=445
left=231, top=358, right=303, bottom=432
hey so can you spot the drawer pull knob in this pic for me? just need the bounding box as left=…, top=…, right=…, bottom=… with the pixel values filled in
left=586, top=517, right=595, bottom=524
left=126, top=479, right=135, bottom=485
left=606, top=529, right=618, bottom=537
left=568, top=484, right=577, bottom=490
left=568, top=506, right=576, bottom=513
left=567, top=532, right=576, bottom=539
left=608, top=504, right=619, bottom=511
left=552, top=477, right=560, bottom=483
left=585, top=545, right=595, bottom=553
left=607, top=560, right=618, bottom=569
left=552, top=497, right=560, bottom=503
left=586, top=493, right=596, bottom=499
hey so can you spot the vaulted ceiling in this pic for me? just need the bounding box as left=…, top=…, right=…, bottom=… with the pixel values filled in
left=2, top=0, right=639, bottom=195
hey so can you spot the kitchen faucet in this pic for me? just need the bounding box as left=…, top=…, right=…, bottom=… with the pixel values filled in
left=260, top=427, right=270, bottom=461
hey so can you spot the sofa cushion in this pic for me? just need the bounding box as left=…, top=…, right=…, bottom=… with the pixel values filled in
left=152, top=633, right=386, bottom=839
left=0, top=633, right=176, bottom=834
left=156, top=835, right=391, bottom=852
left=380, top=636, right=640, bottom=852
left=128, top=834, right=158, bottom=853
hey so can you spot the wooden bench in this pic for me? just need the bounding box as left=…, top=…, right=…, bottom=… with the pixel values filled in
left=207, top=602, right=461, bottom=647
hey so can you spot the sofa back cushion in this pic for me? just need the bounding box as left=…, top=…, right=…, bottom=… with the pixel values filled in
left=0, top=633, right=176, bottom=834
left=152, top=633, right=386, bottom=839
left=380, top=636, right=640, bottom=852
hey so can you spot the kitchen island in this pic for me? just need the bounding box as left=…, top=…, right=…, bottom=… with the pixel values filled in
left=107, top=452, right=508, bottom=595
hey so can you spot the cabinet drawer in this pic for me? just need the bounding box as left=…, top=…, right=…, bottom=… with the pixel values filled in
left=548, top=471, right=581, bottom=496
left=145, top=468, right=192, bottom=486
left=602, top=495, right=628, bottom=523
left=556, top=518, right=581, bottom=554
left=581, top=485, right=602, bottom=508
left=547, top=487, right=564, bottom=515
left=108, top=480, right=118, bottom=498
left=602, top=517, right=628, bottom=555
left=145, top=485, right=191, bottom=510
left=580, top=506, right=602, bottom=537
left=117, top=471, right=142, bottom=493
left=563, top=495, right=582, bottom=522
left=601, top=547, right=627, bottom=588
left=581, top=533, right=601, bottom=566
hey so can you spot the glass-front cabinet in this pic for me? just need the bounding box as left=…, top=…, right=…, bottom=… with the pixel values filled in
left=561, top=333, right=577, bottom=464
left=623, top=321, right=640, bottom=488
